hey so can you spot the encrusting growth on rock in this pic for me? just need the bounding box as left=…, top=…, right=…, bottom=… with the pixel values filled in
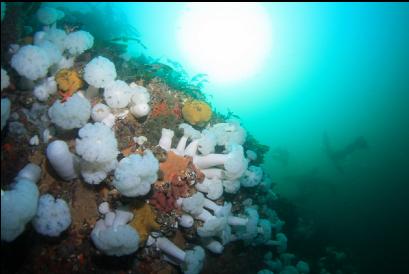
left=129, top=200, right=160, bottom=244
left=157, top=151, right=204, bottom=198
left=150, top=151, right=205, bottom=213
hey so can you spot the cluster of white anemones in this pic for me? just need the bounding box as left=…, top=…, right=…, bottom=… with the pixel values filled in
left=0, top=5, right=302, bottom=274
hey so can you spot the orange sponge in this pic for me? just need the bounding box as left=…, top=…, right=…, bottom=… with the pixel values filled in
left=55, top=69, right=83, bottom=100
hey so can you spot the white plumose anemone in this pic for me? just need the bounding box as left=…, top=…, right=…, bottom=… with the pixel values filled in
left=84, top=56, right=117, bottom=88
left=48, top=93, right=91, bottom=130
left=64, top=30, right=94, bottom=56
left=112, top=150, right=159, bottom=197
left=11, top=45, right=51, bottom=81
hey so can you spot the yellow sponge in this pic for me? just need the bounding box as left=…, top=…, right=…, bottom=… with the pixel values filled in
left=182, top=100, right=212, bottom=126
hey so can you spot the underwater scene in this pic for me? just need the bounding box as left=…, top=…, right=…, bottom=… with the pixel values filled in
left=1, top=2, right=409, bottom=274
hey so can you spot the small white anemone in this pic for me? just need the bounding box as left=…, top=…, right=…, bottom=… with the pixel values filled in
left=36, top=40, right=62, bottom=65
left=129, top=83, right=151, bottom=118
left=1, top=68, right=10, bottom=91
left=75, top=122, right=119, bottom=163
left=91, top=205, right=139, bottom=256
left=32, top=194, right=71, bottom=237
left=64, top=30, right=94, bottom=56
left=48, top=93, right=91, bottom=130
left=103, top=80, right=132, bottom=109
left=36, top=7, right=64, bottom=25
left=91, top=103, right=111, bottom=122
left=11, top=45, right=51, bottom=81
left=112, top=150, right=159, bottom=197
left=240, top=165, right=263, bottom=187
left=84, top=56, right=117, bottom=88
left=33, top=77, right=57, bottom=102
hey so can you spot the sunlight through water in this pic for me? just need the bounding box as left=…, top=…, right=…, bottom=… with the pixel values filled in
left=177, top=2, right=273, bottom=84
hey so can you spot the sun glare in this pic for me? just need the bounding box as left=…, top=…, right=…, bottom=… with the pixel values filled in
left=177, top=2, right=273, bottom=84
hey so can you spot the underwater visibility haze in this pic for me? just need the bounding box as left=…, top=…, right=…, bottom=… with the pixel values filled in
left=1, top=2, right=409, bottom=274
